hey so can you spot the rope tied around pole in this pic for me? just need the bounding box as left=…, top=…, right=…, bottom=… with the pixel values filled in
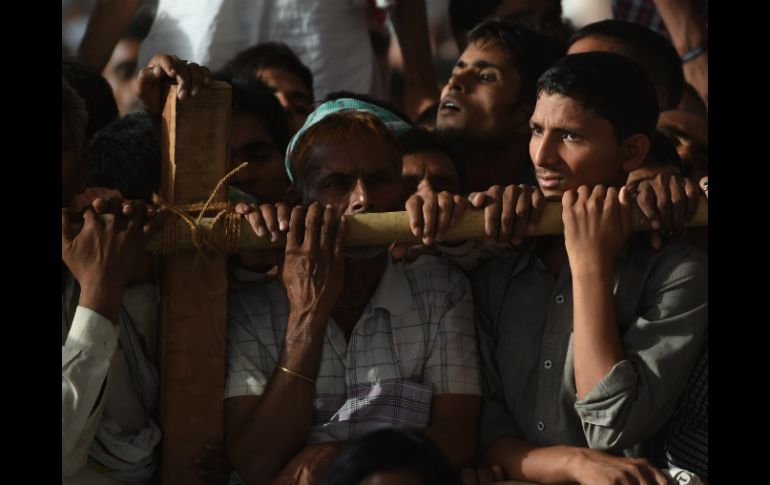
left=152, top=162, right=250, bottom=256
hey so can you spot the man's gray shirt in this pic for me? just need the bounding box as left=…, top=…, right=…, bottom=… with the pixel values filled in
left=472, top=234, right=707, bottom=454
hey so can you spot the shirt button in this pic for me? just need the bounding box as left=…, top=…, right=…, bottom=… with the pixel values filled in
left=544, top=360, right=552, bottom=369
left=555, top=294, right=565, bottom=304
left=537, top=421, right=545, bottom=431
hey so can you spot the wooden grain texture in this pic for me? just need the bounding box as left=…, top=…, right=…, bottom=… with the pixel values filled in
left=158, top=81, right=231, bottom=485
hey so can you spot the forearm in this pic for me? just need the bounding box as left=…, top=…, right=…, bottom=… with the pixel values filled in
left=652, top=0, right=706, bottom=54
left=78, top=283, right=124, bottom=327
left=390, top=0, right=440, bottom=121
left=77, top=0, right=142, bottom=72
left=652, top=0, right=708, bottom=106
left=230, top=313, right=328, bottom=482
left=483, top=436, right=579, bottom=483
left=571, top=264, right=625, bottom=400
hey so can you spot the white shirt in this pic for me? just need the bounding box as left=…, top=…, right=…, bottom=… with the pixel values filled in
left=138, top=0, right=385, bottom=101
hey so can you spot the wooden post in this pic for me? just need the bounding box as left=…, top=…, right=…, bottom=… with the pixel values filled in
left=158, top=81, right=231, bottom=484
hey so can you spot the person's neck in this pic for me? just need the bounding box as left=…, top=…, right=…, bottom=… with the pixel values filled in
left=332, top=253, right=388, bottom=338
left=454, top=135, right=530, bottom=193
left=535, top=235, right=568, bottom=276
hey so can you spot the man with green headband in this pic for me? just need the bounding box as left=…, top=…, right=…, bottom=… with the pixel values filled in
left=224, top=99, right=482, bottom=484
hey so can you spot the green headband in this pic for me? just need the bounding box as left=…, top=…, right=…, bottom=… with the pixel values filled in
left=284, top=98, right=413, bottom=182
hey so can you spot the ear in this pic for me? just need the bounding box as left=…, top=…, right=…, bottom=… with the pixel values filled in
left=511, top=101, right=534, bottom=135
left=620, top=133, right=651, bottom=173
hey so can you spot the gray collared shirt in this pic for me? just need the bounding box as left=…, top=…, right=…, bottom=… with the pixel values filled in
left=472, top=234, right=708, bottom=454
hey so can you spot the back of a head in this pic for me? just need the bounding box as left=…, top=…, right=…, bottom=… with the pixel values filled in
left=449, top=0, right=501, bottom=47
left=62, top=58, right=119, bottom=143
left=87, top=112, right=160, bottom=202
left=467, top=18, right=564, bottom=105
left=324, top=428, right=463, bottom=485
left=220, top=42, right=314, bottom=96
left=228, top=77, right=292, bottom=153
left=537, top=52, right=659, bottom=140
left=399, top=127, right=452, bottom=158
left=567, top=20, right=684, bottom=109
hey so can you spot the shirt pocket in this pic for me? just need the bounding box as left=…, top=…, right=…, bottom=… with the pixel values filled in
left=330, top=378, right=434, bottom=429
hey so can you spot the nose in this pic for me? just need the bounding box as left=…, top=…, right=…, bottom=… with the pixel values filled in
left=531, top=133, right=560, bottom=168
left=349, top=178, right=372, bottom=214
left=445, top=69, right=468, bottom=95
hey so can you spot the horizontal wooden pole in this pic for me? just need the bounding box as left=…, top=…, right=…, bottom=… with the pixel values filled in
left=70, top=197, right=707, bottom=252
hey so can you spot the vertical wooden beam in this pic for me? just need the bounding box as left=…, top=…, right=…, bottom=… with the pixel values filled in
left=158, top=81, right=231, bottom=484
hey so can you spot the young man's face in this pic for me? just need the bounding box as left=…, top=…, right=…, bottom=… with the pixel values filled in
left=229, top=112, right=288, bottom=203
left=437, top=40, right=524, bottom=142
left=529, top=93, right=627, bottom=200
left=401, top=150, right=460, bottom=196
left=103, top=38, right=141, bottom=116
left=257, top=67, right=313, bottom=135
left=302, top=133, right=403, bottom=217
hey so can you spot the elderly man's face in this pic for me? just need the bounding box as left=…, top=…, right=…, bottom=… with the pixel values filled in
left=437, top=40, right=525, bottom=142
left=529, top=93, right=627, bottom=200
left=302, top=134, right=403, bottom=217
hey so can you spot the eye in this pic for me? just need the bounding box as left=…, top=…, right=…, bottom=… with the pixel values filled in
left=479, top=71, right=497, bottom=82
left=530, top=125, right=543, bottom=136
left=563, top=131, right=582, bottom=142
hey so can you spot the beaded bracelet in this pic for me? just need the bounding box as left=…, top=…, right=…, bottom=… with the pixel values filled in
left=681, top=45, right=707, bottom=63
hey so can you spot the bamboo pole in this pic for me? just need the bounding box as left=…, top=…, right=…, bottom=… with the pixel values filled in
left=69, top=197, right=708, bottom=252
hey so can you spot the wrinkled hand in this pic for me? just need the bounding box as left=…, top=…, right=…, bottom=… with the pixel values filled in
left=280, top=202, right=347, bottom=320
left=194, top=441, right=232, bottom=485
left=467, top=184, right=545, bottom=246
left=61, top=197, right=167, bottom=320
left=568, top=448, right=671, bottom=485
left=563, top=185, right=632, bottom=269
left=136, top=53, right=211, bottom=118
left=629, top=172, right=700, bottom=251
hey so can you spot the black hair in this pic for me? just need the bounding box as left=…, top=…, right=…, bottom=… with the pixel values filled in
left=62, top=58, right=119, bottom=143
left=323, top=428, right=463, bottom=485
left=219, top=42, right=314, bottom=96
left=568, top=20, right=684, bottom=109
left=537, top=52, right=659, bottom=140
left=467, top=18, right=564, bottom=105
left=86, top=112, right=160, bottom=202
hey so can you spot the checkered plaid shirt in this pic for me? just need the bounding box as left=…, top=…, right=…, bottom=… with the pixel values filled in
left=225, top=255, right=481, bottom=442
left=653, top=333, right=708, bottom=479
left=613, top=0, right=708, bottom=39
